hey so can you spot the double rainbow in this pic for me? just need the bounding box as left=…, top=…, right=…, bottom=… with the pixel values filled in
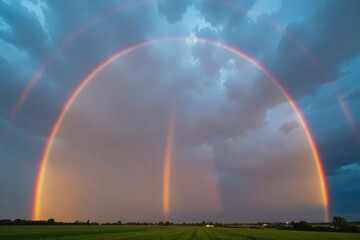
left=32, top=37, right=330, bottom=222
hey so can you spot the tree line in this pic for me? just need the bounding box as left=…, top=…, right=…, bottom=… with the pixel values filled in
left=0, top=219, right=222, bottom=227
left=280, top=216, right=360, bottom=233
left=0, top=216, right=358, bottom=232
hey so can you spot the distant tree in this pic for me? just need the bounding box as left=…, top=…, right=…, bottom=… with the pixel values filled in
left=14, top=219, right=24, bottom=224
left=0, top=219, right=12, bottom=225
left=332, top=216, right=350, bottom=230
left=86, top=219, right=90, bottom=225
left=292, top=221, right=312, bottom=230
left=47, top=218, right=55, bottom=225
left=215, top=222, right=223, bottom=227
left=117, top=221, right=122, bottom=225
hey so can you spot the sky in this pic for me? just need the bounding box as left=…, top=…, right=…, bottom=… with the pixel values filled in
left=0, top=0, right=359, bottom=223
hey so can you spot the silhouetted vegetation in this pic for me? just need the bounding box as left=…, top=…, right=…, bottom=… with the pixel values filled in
left=0, top=219, right=57, bottom=225
left=291, top=220, right=312, bottom=230
left=332, top=216, right=349, bottom=229
left=0, top=216, right=358, bottom=232
left=47, top=218, right=55, bottom=225
left=286, top=217, right=360, bottom=233
left=332, top=216, right=360, bottom=232
left=0, top=219, right=100, bottom=226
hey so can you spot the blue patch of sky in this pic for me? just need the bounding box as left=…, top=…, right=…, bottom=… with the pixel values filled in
left=0, top=16, right=11, bottom=32
left=0, top=39, right=29, bottom=64
left=20, top=0, right=50, bottom=41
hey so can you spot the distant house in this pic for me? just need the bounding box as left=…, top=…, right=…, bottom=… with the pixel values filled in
left=205, top=224, right=214, bottom=227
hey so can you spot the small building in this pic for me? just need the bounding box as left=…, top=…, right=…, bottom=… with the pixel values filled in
left=205, top=224, right=214, bottom=227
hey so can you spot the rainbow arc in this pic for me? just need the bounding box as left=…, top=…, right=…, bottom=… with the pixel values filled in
left=32, top=37, right=330, bottom=222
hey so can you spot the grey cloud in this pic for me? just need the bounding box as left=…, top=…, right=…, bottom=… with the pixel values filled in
left=189, top=40, right=286, bottom=142
left=194, top=1, right=277, bottom=58
left=194, top=0, right=360, bottom=101
left=195, top=0, right=255, bottom=28
left=207, top=122, right=325, bottom=222
left=157, top=0, right=193, bottom=24
left=270, top=0, right=360, bottom=99
left=278, top=120, right=299, bottom=135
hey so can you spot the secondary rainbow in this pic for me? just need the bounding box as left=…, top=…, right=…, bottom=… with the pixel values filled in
left=32, top=36, right=330, bottom=222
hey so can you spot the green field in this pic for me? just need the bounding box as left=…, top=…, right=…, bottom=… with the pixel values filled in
left=0, top=226, right=359, bottom=240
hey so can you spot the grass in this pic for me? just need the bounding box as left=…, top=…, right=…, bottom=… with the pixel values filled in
left=0, top=225, right=359, bottom=240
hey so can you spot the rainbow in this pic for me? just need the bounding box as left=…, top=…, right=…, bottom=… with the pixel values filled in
left=162, top=108, right=176, bottom=217
left=32, top=37, right=330, bottom=222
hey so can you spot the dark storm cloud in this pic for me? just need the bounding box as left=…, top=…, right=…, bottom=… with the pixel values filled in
left=269, top=0, right=360, bottom=99
left=278, top=120, right=299, bottom=135
left=193, top=0, right=360, bottom=100
left=194, top=0, right=278, bottom=58
left=0, top=0, right=161, bottom=137
left=317, top=128, right=359, bottom=175
left=193, top=0, right=360, bottom=171
left=329, top=165, right=360, bottom=220
left=0, top=0, right=168, bottom=139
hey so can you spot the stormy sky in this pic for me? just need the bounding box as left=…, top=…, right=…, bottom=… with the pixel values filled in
left=1, top=0, right=359, bottom=223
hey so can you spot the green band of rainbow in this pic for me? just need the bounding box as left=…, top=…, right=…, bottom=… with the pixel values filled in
left=32, top=36, right=330, bottom=222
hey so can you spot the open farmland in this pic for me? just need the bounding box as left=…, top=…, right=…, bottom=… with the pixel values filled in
left=1, top=226, right=359, bottom=240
